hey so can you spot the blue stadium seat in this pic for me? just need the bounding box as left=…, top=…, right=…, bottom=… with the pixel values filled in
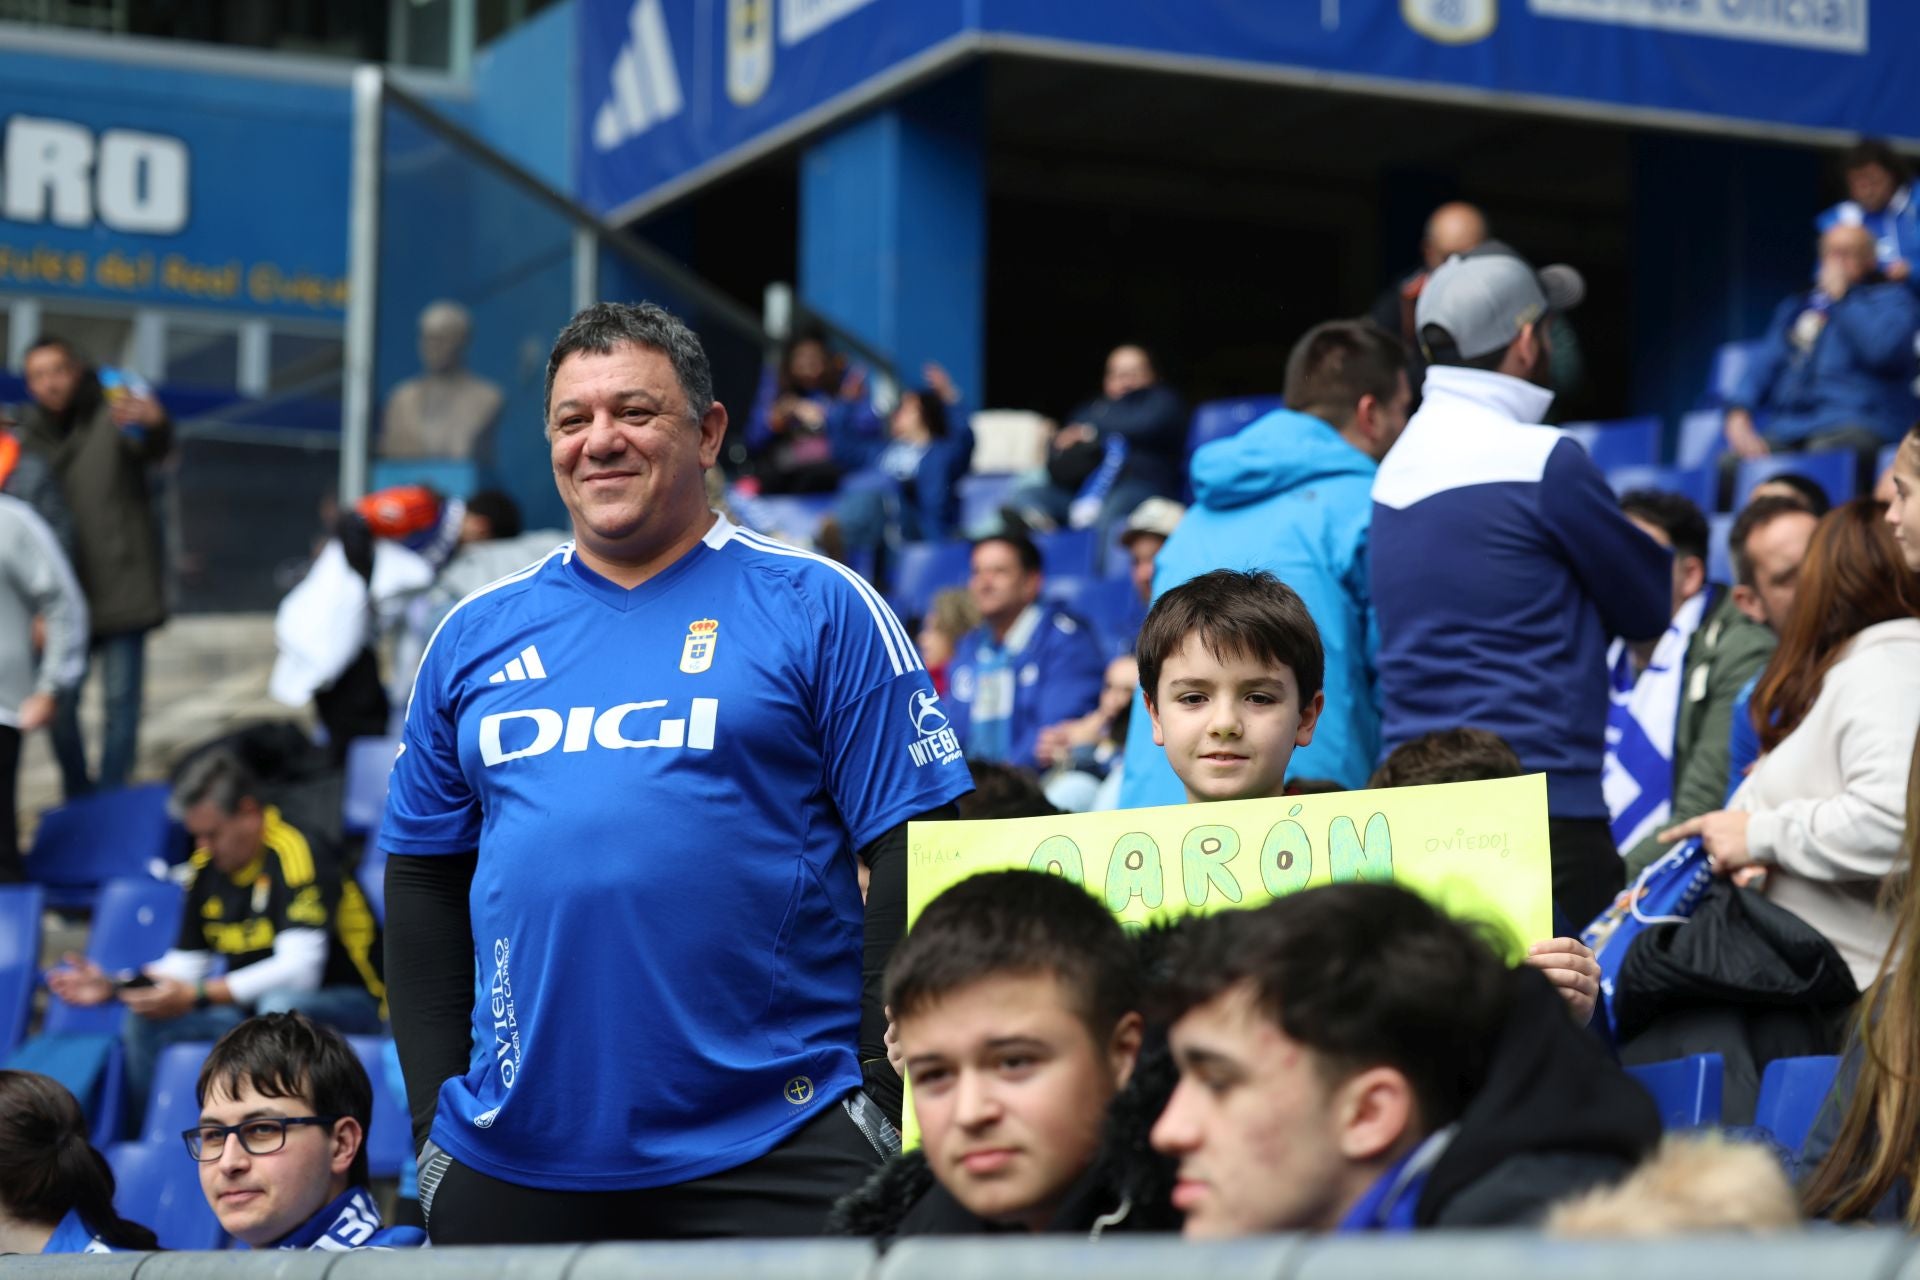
left=107, top=1139, right=228, bottom=1251
left=343, top=736, right=400, bottom=838
left=1186, top=397, right=1284, bottom=461
left=45, top=877, right=185, bottom=1038
left=888, top=539, right=972, bottom=623
left=1043, top=578, right=1145, bottom=659
left=1755, top=1054, right=1840, bottom=1154
left=0, top=883, right=44, bottom=1055
left=26, top=783, right=184, bottom=911
left=1676, top=408, right=1729, bottom=472
left=142, top=1041, right=215, bottom=1146
left=1708, top=513, right=1735, bottom=586
left=1605, top=463, right=1716, bottom=512
left=347, top=1036, right=411, bottom=1180
left=1707, top=339, right=1769, bottom=406
left=1563, top=415, right=1661, bottom=471
left=1035, top=527, right=1102, bottom=579
left=1626, top=1052, right=1724, bottom=1128
left=1733, top=451, right=1856, bottom=511
left=957, top=473, right=1018, bottom=534
left=3, top=1032, right=120, bottom=1146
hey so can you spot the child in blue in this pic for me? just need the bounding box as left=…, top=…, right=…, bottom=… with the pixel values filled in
left=190, top=1014, right=424, bottom=1251
left=0, top=1070, right=156, bottom=1254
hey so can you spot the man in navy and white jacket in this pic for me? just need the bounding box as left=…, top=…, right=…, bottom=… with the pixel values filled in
left=1371, top=248, right=1672, bottom=929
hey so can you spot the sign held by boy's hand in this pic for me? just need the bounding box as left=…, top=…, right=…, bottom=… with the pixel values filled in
left=908, top=775, right=1552, bottom=958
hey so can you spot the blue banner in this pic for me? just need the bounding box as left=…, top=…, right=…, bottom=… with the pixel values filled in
left=0, top=49, right=351, bottom=319
left=578, top=0, right=967, bottom=217
left=579, top=0, right=1916, bottom=218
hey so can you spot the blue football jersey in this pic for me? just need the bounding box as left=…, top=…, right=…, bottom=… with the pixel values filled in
left=382, top=516, right=973, bottom=1190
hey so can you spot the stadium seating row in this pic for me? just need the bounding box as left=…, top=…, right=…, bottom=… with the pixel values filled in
left=1623, top=1053, right=1837, bottom=1151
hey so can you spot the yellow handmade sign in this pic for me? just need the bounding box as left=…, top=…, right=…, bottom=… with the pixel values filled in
left=906, top=774, right=1553, bottom=958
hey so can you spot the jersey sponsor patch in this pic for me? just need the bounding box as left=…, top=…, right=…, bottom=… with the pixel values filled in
left=906, top=689, right=962, bottom=768
left=680, top=618, right=718, bottom=674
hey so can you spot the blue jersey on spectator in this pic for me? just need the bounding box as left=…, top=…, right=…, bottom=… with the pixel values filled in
left=382, top=517, right=971, bottom=1190
left=946, top=602, right=1106, bottom=772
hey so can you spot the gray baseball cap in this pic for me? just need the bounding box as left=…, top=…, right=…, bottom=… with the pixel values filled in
left=1415, top=245, right=1586, bottom=360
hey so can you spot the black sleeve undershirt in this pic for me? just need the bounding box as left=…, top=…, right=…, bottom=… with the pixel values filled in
left=383, top=850, right=477, bottom=1153
left=859, top=802, right=955, bottom=1128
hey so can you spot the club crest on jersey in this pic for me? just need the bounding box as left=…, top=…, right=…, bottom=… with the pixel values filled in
left=681, top=618, right=719, bottom=674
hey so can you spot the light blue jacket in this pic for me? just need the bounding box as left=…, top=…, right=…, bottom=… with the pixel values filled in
left=1118, top=408, right=1380, bottom=807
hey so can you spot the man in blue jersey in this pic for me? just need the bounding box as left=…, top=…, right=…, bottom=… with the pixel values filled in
left=380, top=301, right=973, bottom=1243
left=944, top=532, right=1106, bottom=771
left=1371, top=249, right=1671, bottom=929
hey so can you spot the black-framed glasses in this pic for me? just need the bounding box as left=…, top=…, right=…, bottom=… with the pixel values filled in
left=182, top=1115, right=342, bottom=1161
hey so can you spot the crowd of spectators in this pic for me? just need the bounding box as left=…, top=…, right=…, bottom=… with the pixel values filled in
left=8, top=135, right=1920, bottom=1259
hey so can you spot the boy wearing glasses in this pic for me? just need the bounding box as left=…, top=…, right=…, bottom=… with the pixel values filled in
left=187, top=1013, right=423, bottom=1250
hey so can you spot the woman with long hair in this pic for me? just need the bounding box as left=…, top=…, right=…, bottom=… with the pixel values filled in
left=0, top=1070, right=157, bottom=1253
left=1802, top=725, right=1920, bottom=1224
left=1661, top=498, right=1920, bottom=989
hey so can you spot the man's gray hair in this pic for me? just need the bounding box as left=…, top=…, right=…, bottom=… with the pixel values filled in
left=169, top=749, right=259, bottom=819
left=542, top=301, right=714, bottom=421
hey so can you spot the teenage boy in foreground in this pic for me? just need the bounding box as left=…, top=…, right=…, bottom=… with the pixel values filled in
left=1137, top=569, right=1600, bottom=1018
left=830, top=870, right=1177, bottom=1240
left=190, top=1014, right=424, bottom=1251
left=1150, top=884, right=1658, bottom=1233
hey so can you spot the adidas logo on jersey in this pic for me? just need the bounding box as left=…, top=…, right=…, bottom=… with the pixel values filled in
left=487, top=646, right=547, bottom=684
left=592, top=0, right=684, bottom=153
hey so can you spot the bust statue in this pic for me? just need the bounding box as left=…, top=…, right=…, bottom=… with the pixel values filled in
left=380, top=300, right=504, bottom=462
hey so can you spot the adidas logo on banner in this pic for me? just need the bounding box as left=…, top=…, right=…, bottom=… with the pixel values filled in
left=487, top=646, right=548, bottom=684
left=593, top=0, right=684, bottom=153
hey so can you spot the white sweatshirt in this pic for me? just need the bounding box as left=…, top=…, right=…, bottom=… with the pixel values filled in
left=1733, top=618, right=1920, bottom=989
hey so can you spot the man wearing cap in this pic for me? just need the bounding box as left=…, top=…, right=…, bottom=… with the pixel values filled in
left=1371, top=252, right=1671, bottom=928
left=1118, top=497, right=1184, bottom=605
left=1118, top=319, right=1413, bottom=803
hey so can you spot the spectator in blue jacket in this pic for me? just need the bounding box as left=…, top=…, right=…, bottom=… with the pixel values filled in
left=946, top=533, right=1105, bottom=771
left=1372, top=250, right=1671, bottom=928
left=826, top=363, right=973, bottom=554
left=1010, top=345, right=1188, bottom=533
left=1816, top=140, right=1920, bottom=288
left=1118, top=319, right=1412, bottom=805
left=1724, top=224, right=1920, bottom=460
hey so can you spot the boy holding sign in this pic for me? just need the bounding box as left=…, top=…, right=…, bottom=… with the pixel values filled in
left=830, top=871, right=1175, bottom=1240
left=1137, top=570, right=1598, bottom=1019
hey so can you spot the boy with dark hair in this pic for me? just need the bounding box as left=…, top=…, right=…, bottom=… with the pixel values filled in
left=831, top=870, right=1174, bottom=1240
left=1138, top=573, right=1599, bottom=1016
left=1369, top=727, right=1523, bottom=789
left=189, top=1013, right=423, bottom=1250
left=1150, top=884, right=1658, bottom=1235
left=1136, top=569, right=1324, bottom=804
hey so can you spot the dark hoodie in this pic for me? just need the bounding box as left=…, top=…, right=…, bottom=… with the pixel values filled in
left=1415, top=965, right=1662, bottom=1226
left=826, top=1031, right=1180, bottom=1243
